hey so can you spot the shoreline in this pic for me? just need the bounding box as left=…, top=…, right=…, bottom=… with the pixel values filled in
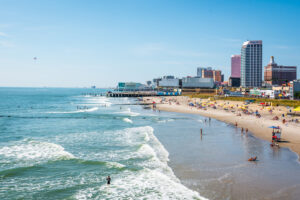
left=143, top=96, right=300, bottom=159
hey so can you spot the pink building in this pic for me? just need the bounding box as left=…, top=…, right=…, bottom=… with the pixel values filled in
left=231, top=55, right=241, bottom=78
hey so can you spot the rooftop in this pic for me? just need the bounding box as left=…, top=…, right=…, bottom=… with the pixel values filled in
left=242, top=40, right=262, bottom=47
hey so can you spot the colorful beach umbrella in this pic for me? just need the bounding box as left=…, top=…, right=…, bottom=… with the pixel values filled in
left=268, top=126, right=280, bottom=129
left=294, top=106, right=300, bottom=112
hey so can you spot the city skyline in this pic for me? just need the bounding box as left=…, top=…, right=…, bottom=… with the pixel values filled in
left=0, top=0, right=300, bottom=87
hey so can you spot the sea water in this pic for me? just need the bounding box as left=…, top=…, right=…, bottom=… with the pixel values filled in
left=0, top=88, right=206, bottom=200
left=1, top=88, right=300, bottom=200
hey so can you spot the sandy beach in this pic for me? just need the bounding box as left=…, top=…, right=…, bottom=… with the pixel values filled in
left=143, top=96, right=300, bottom=159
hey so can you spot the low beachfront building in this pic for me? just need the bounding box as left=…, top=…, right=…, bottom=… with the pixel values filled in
left=260, top=89, right=281, bottom=99
left=182, top=77, right=214, bottom=88
left=250, top=88, right=283, bottom=99
left=158, top=76, right=180, bottom=89
left=181, top=77, right=215, bottom=95
left=290, top=79, right=300, bottom=100
left=117, top=82, right=147, bottom=91
left=228, top=77, right=241, bottom=87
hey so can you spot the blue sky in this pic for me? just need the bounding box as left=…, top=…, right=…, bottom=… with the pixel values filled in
left=0, top=0, right=299, bottom=87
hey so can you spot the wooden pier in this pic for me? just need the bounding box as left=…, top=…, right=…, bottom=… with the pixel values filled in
left=106, top=92, right=158, bottom=97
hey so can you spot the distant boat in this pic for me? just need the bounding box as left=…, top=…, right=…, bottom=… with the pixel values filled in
left=91, top=86, right=96, bottom=89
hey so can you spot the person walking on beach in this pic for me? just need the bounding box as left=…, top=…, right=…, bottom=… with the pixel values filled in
left=106, top=176, right=111, bottom=185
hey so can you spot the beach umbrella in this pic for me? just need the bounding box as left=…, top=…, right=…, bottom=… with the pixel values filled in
left=260, top=102, right=265, bottom=105
left=268, top=126, right=280, bottom=129
left=294, top=106, right=300, bottom=112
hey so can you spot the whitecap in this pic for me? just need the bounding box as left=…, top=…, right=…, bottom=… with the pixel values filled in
left=47, top=107, right=99, bottom=114
left=123, top=118, right=133, bottom=124
left=115, top=108, right=140, bottom=116
left=0, top=140, right=74, bottom=167
left=105, top=161, right=126, bottom=169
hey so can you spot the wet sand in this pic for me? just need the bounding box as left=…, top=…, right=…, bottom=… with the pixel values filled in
left=151, top=110, right=300, bottom=200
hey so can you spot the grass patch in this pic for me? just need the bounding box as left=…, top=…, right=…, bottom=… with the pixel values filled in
left=182, top=94, right=300, bottom=108
left=218, top=96, right=300, bottom=108
left=183, top=93, right=215, bottom=99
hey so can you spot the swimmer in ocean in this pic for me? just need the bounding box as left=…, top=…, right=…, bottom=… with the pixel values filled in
left=106, top=176, right=111, bottom=185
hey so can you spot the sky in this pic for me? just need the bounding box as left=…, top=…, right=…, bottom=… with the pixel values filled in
left=0, top=0, right=300, bottom=87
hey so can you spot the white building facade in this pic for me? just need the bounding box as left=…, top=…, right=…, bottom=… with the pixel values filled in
left=241, top=40, right=263, bottom=87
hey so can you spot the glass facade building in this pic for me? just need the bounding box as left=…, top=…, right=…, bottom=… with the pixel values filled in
left=231, top=55, right=241, bottom=78
left=241, top=40, right=262, bottom=87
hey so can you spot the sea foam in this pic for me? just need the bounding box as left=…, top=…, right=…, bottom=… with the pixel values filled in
left=0, top=140, right=74, bottom=167
left=73, top=126, right=207, bottom=200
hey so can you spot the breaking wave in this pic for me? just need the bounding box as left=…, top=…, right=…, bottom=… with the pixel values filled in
left=47, top=107, right=99, bottom=114
left=72, top=126, right=207, bottom=200
left=123, top=118, right=133, bottom=123
left=0, top=140, right=74, bottom=168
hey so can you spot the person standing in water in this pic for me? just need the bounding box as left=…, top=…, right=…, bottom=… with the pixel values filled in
left=106, top=176, right=111, bottom=185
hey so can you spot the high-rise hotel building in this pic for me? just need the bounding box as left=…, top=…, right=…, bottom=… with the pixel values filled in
left=231, top=55, right=241, bottom=78
left=264, top=56, right=297, bottom=85
left=241, top=40, right=263, bottom=87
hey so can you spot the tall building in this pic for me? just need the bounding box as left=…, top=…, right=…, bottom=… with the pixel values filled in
left=241, top=40, right=263, bottom=87
left=202, top=67, right=213, bottom=78
left=197, top=67, right=205, bottom=77
left=197, top=67, right=222, bottom=82
left=231, top=55, right=241, bottom=78
left=264, top=56, right=297, bottom=86
left=213, top=70, right=222, bottom=82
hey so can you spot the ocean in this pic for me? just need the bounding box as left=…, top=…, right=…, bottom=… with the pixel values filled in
left=0, top=88, right=205, bottom=200
left=1, top=87, right=300, bottom=200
